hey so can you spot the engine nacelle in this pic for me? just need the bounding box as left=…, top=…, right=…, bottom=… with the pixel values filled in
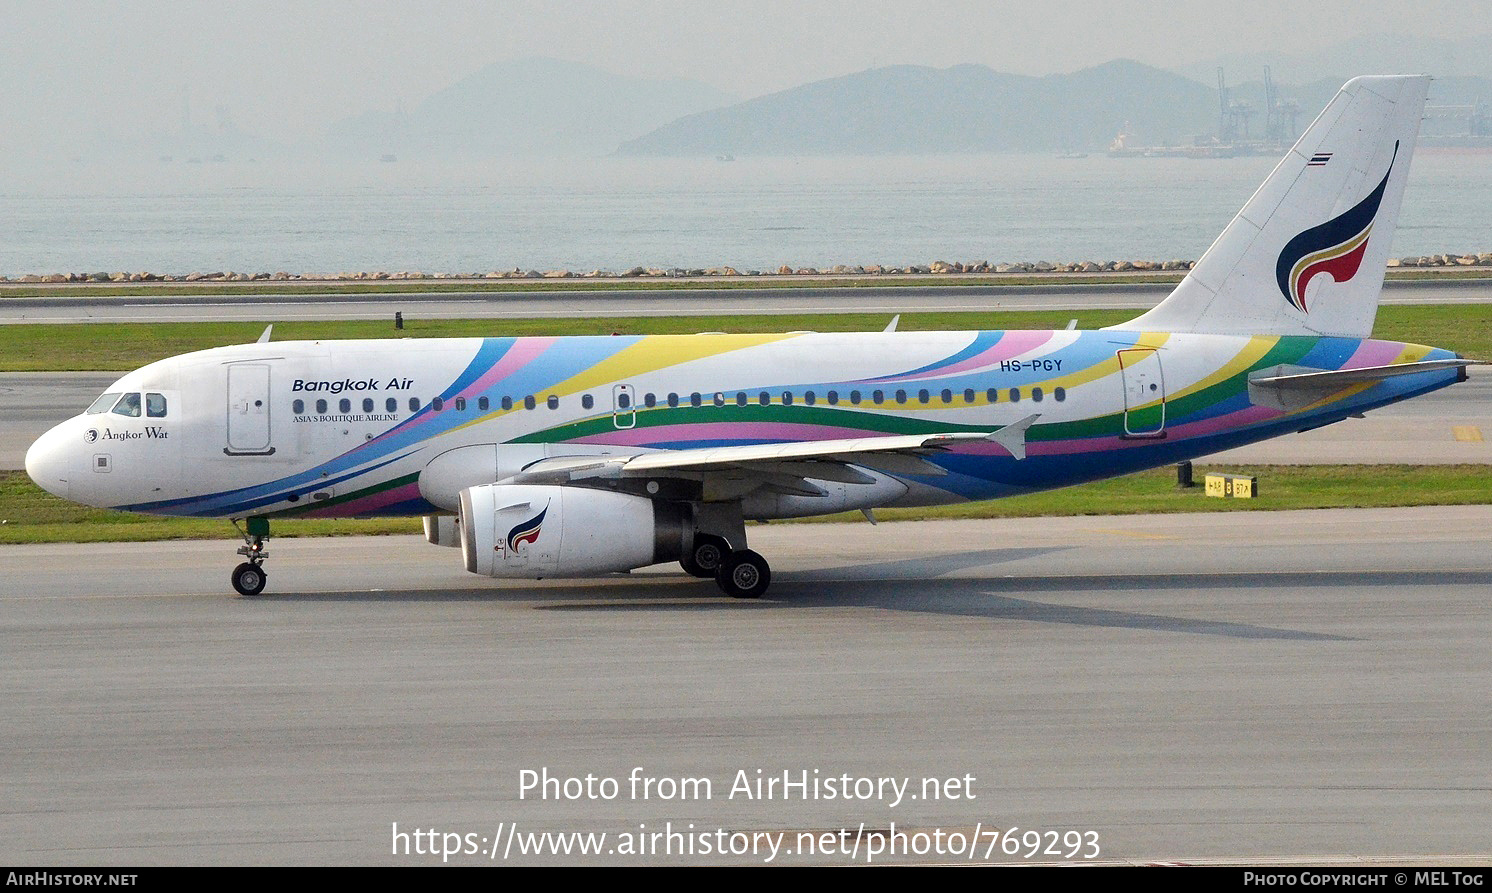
left=459, top=484, right=687, bottom=578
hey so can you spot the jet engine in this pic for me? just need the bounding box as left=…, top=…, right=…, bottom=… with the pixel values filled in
left=458, top=484, right=688, bottom=578
left=422, top=514, right=462, bottom=547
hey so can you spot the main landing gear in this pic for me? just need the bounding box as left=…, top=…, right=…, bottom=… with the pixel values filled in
left=680, top=533, right=728, bottom=578
left=715, top=548, right=771, bottom=599
left=231, top=517, right=270, bottom=596
left=681, top=505, right=772, bottom=599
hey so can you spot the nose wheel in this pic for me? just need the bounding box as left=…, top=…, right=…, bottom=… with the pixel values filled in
left=232, top=561, right=267, bottom=596
left=231, top=517, right=271, bottom=596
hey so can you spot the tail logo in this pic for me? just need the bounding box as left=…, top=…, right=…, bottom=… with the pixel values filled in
left=1276, top=141, right=1399, bottom=313
left=504, top=502, right=548, bottom=554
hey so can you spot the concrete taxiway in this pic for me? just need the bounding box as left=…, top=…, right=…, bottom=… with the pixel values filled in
left=1, top=508, right=1488, bottom=865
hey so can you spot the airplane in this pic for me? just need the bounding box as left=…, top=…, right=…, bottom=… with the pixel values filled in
left=24, top=75, right=1473, bottom=598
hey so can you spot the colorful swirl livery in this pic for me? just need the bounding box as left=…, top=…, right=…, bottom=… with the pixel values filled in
left=25, top=76, right=1474, bottom=598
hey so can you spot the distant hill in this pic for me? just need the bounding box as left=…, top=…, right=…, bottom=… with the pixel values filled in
left=616, top=60, right=1218, bottom=156
left=326, top=57, right=736, bottom=159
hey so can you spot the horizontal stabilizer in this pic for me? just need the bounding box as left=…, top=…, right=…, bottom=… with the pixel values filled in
left=1249, top=359, right=1473, bottom=390
left=1247, top=359, right=1474, bottom=412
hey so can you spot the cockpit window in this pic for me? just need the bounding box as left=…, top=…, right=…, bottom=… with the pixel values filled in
left=146, top=393, right=168, bottom=418
left=87, top=392, right=121, bottom=414
left=111, top=393, right=142, bottom=417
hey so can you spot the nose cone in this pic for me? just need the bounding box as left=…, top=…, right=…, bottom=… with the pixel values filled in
left=25, top=422, right=74, bottom=501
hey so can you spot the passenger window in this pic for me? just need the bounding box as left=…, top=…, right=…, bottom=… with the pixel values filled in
left=782, top=391, right=794, bottom=406
left=409, top=397, right=421, bottom=411
left=758, top=392, right=770, bottom=405
left=146, top=393, right=168, bottom=417
left=582, top=394, right=594, bottom=409
left=872, top=390, right=884, bottom=404
left=112, top=393, right=142, bottom=417
left=895, top=390, right=907, bottom=404
left=917, top=389, right=930, bottom=404
left=524, top=395, right=536, bottom=410
left=293, top=399, right=305, bottom=415
left=941, top=389, right=953, bottom=404
left=501, top=396, right=513, bottom=411
left=713, top=392, right=725, bottom=407
left=340, top=398, right=352, bottom=413
left=1032, top=387, right=1044, bottom=403
left=963, top=388, right=975, bottom=403
left=804, top=391, right=816, bottom=405
left=1009, top=389, right=1020, bottom=403
left=736, top=392, right=747, bottom=406
left=850, top=390, right=862, bottom=405
left=87, top=392, right=121, bottom=415
left=643, top=393, right=655, bottom=408
left=546, top=395, right=558, bottom=410
left=827, top=391, right=839, bottom=405
left=317, top=399, right=328, bottom=413
left=478, top=397, right=489, bottom=411
left=668, top=393, right=679, bottom=408
left=387, top=397, right=398, bottom=412
left=690, top=392, right=701, bottom=407
left=987, top=388, right=998, bottom=403
left=455, top=397, right=466, bottom=411
left=1054, top=387, right=1067, bottom=402
left=363, top=398, right=374, bottom=413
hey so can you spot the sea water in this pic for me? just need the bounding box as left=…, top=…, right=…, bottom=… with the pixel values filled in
left=3, top=153, right=1491, bottom=277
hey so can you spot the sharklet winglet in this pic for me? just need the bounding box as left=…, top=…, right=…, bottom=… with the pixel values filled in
left=988, top=413, right=1039, bottom=460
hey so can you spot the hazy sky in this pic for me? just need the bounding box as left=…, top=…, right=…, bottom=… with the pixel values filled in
left=6, top=0, right=1492, bottom=145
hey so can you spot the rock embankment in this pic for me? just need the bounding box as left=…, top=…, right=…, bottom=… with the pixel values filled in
left=5, top=252, right=1491, bottom=283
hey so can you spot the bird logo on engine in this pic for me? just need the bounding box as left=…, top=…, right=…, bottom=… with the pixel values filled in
left=499, top=502, right=548, bottom=556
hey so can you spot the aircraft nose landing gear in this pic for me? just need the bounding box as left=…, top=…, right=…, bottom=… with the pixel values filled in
left=231, top=517, right=271, bottom=596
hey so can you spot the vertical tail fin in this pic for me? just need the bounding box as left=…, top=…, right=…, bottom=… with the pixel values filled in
left=1112, top=75, right=1430, bottom=338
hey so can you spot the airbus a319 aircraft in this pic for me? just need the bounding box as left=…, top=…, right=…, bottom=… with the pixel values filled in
left=25, top=76, right=1473, bottom=598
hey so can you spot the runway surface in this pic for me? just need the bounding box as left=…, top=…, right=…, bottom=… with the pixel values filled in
left=5, top=368, right=1491, bottom=471
left=3, top=278, right=1491, bottom=323
left=1, top=508, right=1487, bottom=865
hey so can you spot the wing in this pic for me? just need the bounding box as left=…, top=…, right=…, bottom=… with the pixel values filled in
left=507, top=414, right=1040, bottom=498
